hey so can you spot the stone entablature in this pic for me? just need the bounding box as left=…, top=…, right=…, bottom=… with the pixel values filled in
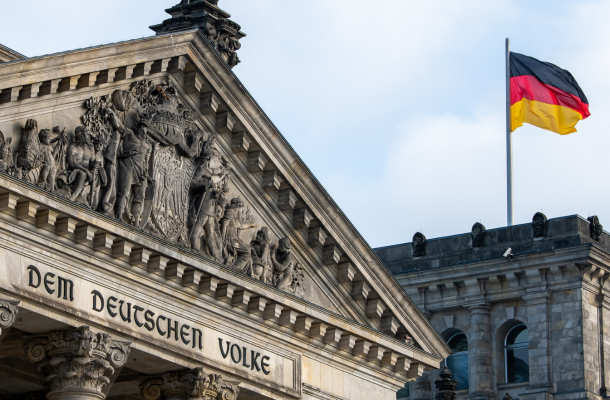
left=0, top=175, right=434, bottom=378
left=380, top=215, right=610, bottom=400
left=0, top=27, right=449, bottom=365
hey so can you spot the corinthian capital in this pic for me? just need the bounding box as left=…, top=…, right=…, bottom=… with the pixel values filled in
left=140, top=367, right=240, bottom=400
left=0, top=297, right=19, bottom=335
left=23, top=325, right=131, bottom=400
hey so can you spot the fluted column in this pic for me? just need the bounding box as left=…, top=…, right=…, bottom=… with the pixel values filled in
left=466, top=302, right=494, bottom=400
left=23, top=325, right=131, bottom=400
left=140, top=368, right=240, bottom=400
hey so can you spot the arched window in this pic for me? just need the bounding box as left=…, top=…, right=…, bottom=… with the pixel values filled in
left=445, top=332, right=468, bottom=390
left=505, top=324, right=529, bottom=383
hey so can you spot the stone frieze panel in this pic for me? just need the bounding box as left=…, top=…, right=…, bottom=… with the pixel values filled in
left=3, top=254, right=301, bottom=396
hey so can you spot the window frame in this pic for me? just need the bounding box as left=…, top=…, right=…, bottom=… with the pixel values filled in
left=504, top=324, right=529, bottom=383
left=445, top=332, right=469, bottom=390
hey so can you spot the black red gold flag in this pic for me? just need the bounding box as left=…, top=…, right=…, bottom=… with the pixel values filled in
left=510, top=52, right=590, bottom=135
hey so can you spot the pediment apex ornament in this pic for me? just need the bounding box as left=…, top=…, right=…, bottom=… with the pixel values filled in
left=151, top=0, right=245, bottom=68
left=471, top=222, right=486, bottom=248
left=140, top=368, right=240, bottom=400
left=588, top=215, right=603, bottom=241
left=23, top=325, right=131, bottom=397
left=532, top=212, right=548, bottom=238
left=412, top=232, right=426, bottom=257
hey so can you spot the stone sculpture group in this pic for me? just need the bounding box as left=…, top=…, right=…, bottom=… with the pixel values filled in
left=0, top=78, right=304, bottom=297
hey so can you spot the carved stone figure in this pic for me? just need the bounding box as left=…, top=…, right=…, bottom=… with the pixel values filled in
left=16, top=119, right=43, bottom=183
left=115, top=117, right=153, bottom=225
left=90, top=135, right=108, bottom=210
left=434, top=367, right=458, bottom=400
left=140, top=368, right=239, bottom=400
left=67, top=126, right=96, bottom=203
left=38, top=127, right=67, bottom=192
left=99, top=93, right=134, bottom=217
left=23, top=325, right=131, bottom=400
left=188, top=137, right=229, bottom=259
left=532, top=212, right=548, bottom=238
left=250, top=227, right=271, bottom=283
left=0, top=133, right=14, bottom=175
left=412, top=232, right=426, bottom=257
left=588, top=215, right=603, bottom=241
left=271, top=237, right=296, bottom=292
left=471, top=222, right=486, bottom=248
left=221, top=197, right=258, bottom=270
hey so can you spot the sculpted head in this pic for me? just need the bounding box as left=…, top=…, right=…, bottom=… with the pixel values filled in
left=532, top=212, right=548, bottom=238
left=39, top=129, right=51, bottom=145
left=278, top=237, right=291, bottom=253
left=412, top=232, right=426, bottom=257
left=74, top=126, right=91, bottom=145
left=256, top=227, right=270, bottom=244
left=230, top=197, right=244, bottom=209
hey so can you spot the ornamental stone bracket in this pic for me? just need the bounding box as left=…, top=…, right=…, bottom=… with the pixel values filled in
left=23, top=325, right=131, bottom=400
left=0, top=297, right=20, bottom=336
left=140, top=367, right=240, bottom=400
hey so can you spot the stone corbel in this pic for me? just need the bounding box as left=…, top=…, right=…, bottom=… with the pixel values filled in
left=23, top=325, right=131, bottom=400
left=140, top=368, right=240, bottom=400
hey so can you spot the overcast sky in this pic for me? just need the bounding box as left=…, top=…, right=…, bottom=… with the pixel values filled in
left=2, top=0, right=608, bottom=248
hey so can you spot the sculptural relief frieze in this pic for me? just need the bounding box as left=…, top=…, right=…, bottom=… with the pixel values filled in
left=0, top=78, right=306, bottom=297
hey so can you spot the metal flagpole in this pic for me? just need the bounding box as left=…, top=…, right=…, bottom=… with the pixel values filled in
left=506, top=38, right=514, bottom=226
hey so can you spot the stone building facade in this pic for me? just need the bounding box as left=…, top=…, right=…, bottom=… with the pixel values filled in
left=0, top=1, right=450, bottom=399
left=375, top=214, right=610, bottom=400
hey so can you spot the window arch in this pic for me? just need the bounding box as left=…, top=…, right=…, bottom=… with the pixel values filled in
left=505, top=324, right=529, bottom=383
left=445, top=332, right=468, bottom=390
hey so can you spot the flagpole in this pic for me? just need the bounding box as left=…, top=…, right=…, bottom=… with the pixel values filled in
left=506, top=38, right=514, bottom=226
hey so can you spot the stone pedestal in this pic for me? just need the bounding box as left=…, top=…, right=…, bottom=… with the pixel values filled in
left=466, top=302, right=494, bottom=400
left=23, top=325, right=131, bottom=400
left=140, top=368, right=240, bottom=400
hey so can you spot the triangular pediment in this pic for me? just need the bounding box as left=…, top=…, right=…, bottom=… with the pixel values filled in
left=0, top=30, right=450, bottom=365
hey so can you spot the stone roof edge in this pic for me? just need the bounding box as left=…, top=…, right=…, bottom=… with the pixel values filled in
left=0, top=43, right=26, bottom=62
left=184, top=33, right=451, bottom=359
left=373, top=214, right=585, bottom=251
left=0, top=30, right=450, bottom=360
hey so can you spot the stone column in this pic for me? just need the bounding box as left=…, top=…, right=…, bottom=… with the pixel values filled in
left=522, top=292, right=552, bottom=392
left=140, top=368, right=240, bottom=400
left=466, top=302, right=494, bottom=400
left=23, top=325, right=131, bottom=400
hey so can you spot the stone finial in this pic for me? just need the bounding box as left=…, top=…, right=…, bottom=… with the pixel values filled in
left=150, top=0, right=246, bottom=68
left=532, top=212, right=548, bottom=238
left=23, top=325, right=131, bottom=399
left=588, top=215, right=603, bottom=241
left=140, top=368, right=240, bottom=400
left=471, top=222, right=486, bottom=248
left=434, top=367, right=458, bottom=400
left=412, top=232, right=426, bottom=257
left=0, top=298, right=19, bottom=335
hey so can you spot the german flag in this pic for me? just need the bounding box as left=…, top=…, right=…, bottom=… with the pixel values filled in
left=510, top=52, right=590, bottom=135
